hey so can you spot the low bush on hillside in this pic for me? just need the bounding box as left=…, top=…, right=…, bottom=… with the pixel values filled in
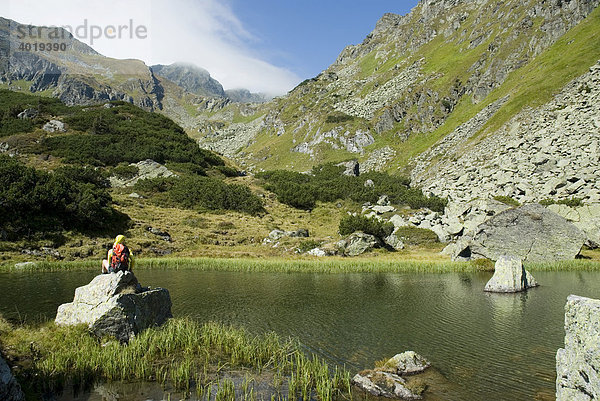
left=257, top=163, right=447, bottom=212
left=539, top=197, right=584, bottom=208
left=493, top=195, right=520, bottom=207
left=134, top=176, right=264, bottom=216
left=0, top=155, right=124, bottom=238
left=110, top=163, right=139, bottom=179
left=393, top=226, right=440, bottom=246
left=40, top=102, right=224, bottom=168
left=0, top=89, right=71, bottom=137
left=338, top=214, right=394, bottom=240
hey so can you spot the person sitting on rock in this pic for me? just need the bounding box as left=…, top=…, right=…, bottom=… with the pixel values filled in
left=101, top=235, right=135, bottom=273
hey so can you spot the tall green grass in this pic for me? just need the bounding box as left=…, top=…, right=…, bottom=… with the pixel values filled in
left=0, top=317, right=352, bottom=400
left=2, top=256, right=598, bottom=274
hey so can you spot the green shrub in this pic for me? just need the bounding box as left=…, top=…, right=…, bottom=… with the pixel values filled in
left=493, top=195, right=520, bottom=207
left=297, top=239, right=322, bottom=253
left=393, top=226, right=439, bottom=246
left=339, top=215, right=394, bottom=240
left=0, top=155, right=122, bottom=238
left=539, top=197, right=583, bottom=208
left=257, top=163, right=447, bottom=212
left=110, top=163, right=139, bottom=179
left=325, top=112, right=354, bottom=124
left=215, top=165, right=239, bottom=177
left=40, top=102, right=224, bottom=168
left=135, top=176, right=264, bottom=216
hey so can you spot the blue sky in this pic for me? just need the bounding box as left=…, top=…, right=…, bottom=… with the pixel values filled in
left=229, top=1, right=418, bottom=80
left=3, top=0, right=419, bottom=94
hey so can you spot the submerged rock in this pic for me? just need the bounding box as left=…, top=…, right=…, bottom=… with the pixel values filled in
left=353, top=351, right=430, bottom=399
left=0, top=355, right=24, bottom=401
left=556, top=295, right=600, bottom=401
left=484, top=255, right=538, bottom=293
left=55, top=271, right=172, bottom=342
left=352, top=370, right=421, bottom=400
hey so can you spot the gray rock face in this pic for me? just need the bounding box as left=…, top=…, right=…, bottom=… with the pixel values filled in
left=556, top=295, right=600, bottom=401
left=484, top=255, right=538, bottom=293
left=338, top=232, right=381, bottom=256
left=0, top=355, right=24, bottom=401
left=42, top=119, right=66, bottom=133
left=468, top=204, right=585, bottom=261
left=55, top=271, right=172, bottom=342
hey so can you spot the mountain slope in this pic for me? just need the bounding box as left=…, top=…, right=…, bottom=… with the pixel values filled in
left=197, top=0, right=600, bottom=179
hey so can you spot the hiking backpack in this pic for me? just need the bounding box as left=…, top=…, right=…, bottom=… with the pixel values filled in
left=110, top=243, right=130, bottom=272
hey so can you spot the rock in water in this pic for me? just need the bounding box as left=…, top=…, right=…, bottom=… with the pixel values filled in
left=556, top=295, right=600, bottom=401
left=0, top=355, right=24, bottom=401
left=352, top=370, right=421, bottom=400
left=469, top=203, right=585, bottom=261
left=381, top=352, right=431, bottom=375
left=55, top=271, right=172, bottom=342
left=484, top=255, right=538, bottom=293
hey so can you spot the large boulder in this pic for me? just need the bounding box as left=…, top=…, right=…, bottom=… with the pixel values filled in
left=0, top=355, right=24, bottom=401
left=468, top=203, right=585, bottom=261
left=337, top=232, right=381, bottom=256
left=484, top=255, right=538, bottom=293
left=556, top=295, right=600, bottom=400
left=55, top=271, right=172, bottom=342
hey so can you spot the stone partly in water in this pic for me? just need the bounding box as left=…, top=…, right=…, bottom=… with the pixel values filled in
left=380, top=351, right=431, bottom=375
left=0, top=355, right=24, bottom=401
left=468, top=203, right=586, bottom=261
left=484, top=255, right=538, bottom=293
left=352, top=370, right=422, bottom=400
left=352, top=351, right=430, bottom=399
left=556, top=295, right=600, bottom=401
left=55, top=271, right=172, bottom=342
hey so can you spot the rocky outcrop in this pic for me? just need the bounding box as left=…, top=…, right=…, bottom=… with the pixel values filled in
left=109, top=159, right=176, bottom=188
left=461, top=204, right=585, bottom=261
left=337, top=232, right=381, bottom=256
left=0, top=355, right=24, bottom=401
left=151, top=63, right=226, bottom=98
left=484, top=255, right=538, bottom=293
left=352, top=351, right=430, bottom=399
left=556, top=295, right=600, bottom=401
left=55, top=271, right=172, bottom=342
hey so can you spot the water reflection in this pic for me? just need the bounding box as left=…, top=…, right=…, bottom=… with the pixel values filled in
left=1, top=270, right=600, bottom=400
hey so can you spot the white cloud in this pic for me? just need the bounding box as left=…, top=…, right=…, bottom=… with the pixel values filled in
left=3, top=0, right=301, bottom=94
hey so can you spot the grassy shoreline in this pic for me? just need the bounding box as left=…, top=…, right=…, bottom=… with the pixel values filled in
left=1, top=255, right=599, bottom=274
left=0, top=317, right=352, bottom=400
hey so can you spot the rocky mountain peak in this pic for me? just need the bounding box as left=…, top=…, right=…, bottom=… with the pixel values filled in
left=151, top=62, right=225, bottom=98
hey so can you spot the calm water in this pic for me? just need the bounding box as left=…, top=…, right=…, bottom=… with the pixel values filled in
left=1, top=269, right=599, bottom=400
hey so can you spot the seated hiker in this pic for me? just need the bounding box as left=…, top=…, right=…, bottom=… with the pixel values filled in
left=101, top=235, right=135, bottom=273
